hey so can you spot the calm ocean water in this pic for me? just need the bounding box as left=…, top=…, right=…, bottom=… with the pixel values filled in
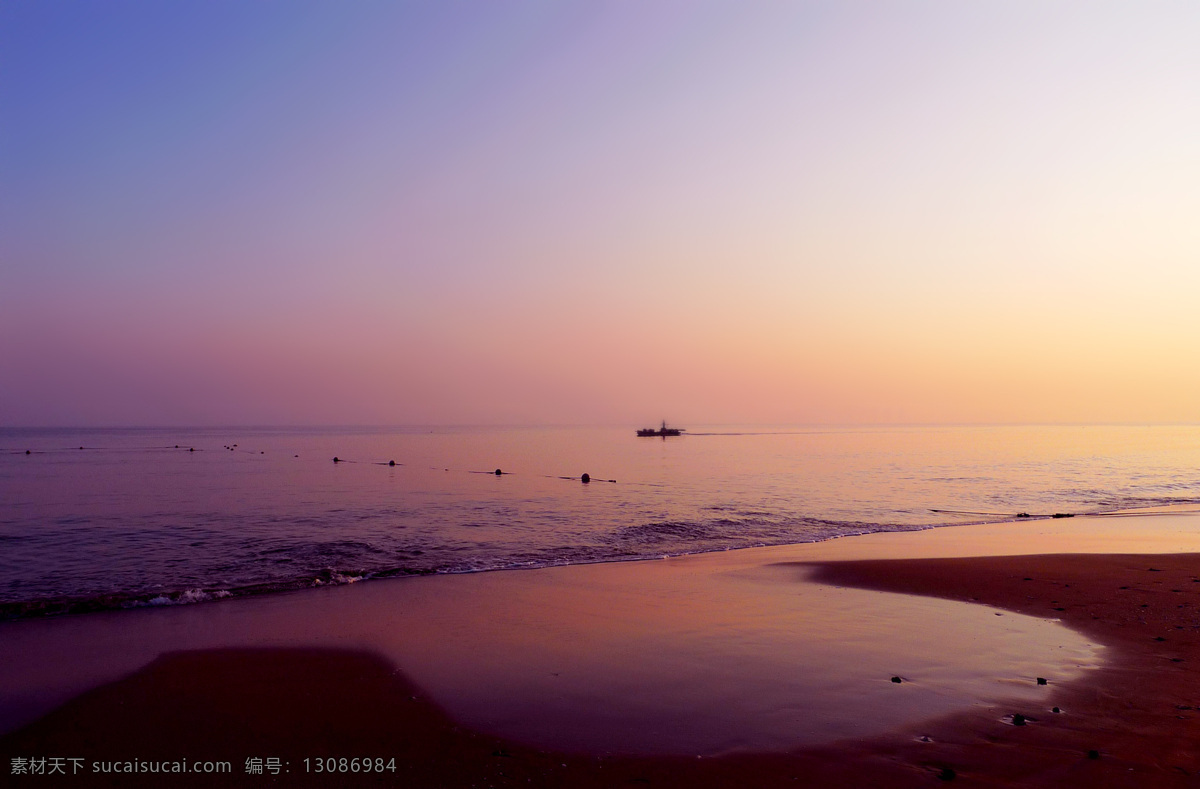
left=2, top=424, right=1199, bottom=617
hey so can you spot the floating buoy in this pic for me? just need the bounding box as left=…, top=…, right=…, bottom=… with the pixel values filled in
left=25, top=450, right=31, bottom=455
left=494, top=468, right=502, bottom=476
left=581, top=473, right=590, bottom=483
left=389, top=460, right=395, bottom=467
left=333, top=457, right=341, bottom=463
left=189, top=448, right=194, bottom=452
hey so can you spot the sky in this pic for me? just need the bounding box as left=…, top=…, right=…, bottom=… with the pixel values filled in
left=2, top=1, right=1199, bottom=427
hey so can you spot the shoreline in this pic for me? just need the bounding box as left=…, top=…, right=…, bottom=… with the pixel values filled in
left=803, top=553, right=1200, bottom=785
left=8, top=504, right=1199, bottom=622
left=5, top=513, right=1200, bottom=785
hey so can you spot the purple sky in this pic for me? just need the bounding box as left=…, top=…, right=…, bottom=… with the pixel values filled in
left=4, top=2, right=1199, bottom=426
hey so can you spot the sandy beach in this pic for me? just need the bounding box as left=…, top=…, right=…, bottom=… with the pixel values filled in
left=5, top=510, right=1200, bottom=787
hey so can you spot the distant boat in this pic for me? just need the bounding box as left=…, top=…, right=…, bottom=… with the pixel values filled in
left=637, top=421, right=684, bottom=438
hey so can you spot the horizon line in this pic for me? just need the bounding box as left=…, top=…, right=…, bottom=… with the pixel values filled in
left=4, top=421, right=1200, bottom=431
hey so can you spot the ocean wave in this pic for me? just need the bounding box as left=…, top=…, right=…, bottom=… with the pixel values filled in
left=3, top=498, right=1199, bottom=622
left=0, top=567, right=378, bottom=620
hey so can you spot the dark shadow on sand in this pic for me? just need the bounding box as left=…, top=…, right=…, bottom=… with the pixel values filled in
left=0, top=647, right=923, bottom=787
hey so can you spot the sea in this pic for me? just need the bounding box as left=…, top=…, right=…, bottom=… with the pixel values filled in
left=3, top=424, right=1199, bottom=618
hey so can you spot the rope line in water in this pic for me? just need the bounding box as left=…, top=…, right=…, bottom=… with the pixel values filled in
left=6, top=445, right=205, bottom=453
left=931, top=508, right=1084, bottom=519
left=10, top=444, right=610, bottom=483
left=330, top=456, right=611, bottom=483
left=930, top=506, right=1200, bottom=519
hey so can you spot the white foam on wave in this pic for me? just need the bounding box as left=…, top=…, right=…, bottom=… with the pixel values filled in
left=126, top=588, right=234, bottom=608
left=311, top=572, right=364, bottom=587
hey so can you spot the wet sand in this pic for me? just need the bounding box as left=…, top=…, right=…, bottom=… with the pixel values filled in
left=804, top=553, right=1200, bottom=786
left=4, top=512, right=1200, bottom=786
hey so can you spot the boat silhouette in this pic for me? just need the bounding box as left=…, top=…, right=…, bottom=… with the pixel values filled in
left=636, top=421, right=684, bottom=438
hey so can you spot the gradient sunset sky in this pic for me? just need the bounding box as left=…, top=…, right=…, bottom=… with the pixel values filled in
left=3, top=2, right=1198, bottom=427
